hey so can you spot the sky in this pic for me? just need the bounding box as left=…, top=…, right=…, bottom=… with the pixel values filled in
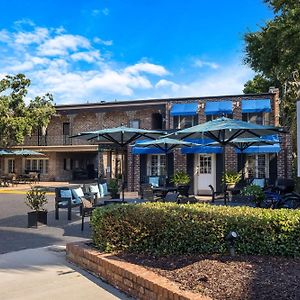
left=0, top=0, right=274, bottom=105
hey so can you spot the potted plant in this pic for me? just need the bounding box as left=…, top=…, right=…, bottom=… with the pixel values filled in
left=25, top=186, right=48, bottom=228
left=171, top=171, right=191, bottom=197
left=108, top=178, right=120, bottom=199
left=222, top=171, right=241, bottom=189
left=241, top=184, right=265, bottom=207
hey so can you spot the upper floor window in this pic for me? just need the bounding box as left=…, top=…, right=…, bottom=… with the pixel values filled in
left=129, top=120, right=140, bottom=129
left=242, top=112, right=270, bottom=125
left=63, top=122, right=71, bottom=145
left=206, top=113, right=233, bottom=122
left=174, top=115, right=197, bottom=129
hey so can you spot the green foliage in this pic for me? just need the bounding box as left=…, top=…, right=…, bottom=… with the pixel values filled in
left=91, top=203, right=300, bottom=257
left=222, top=171, right=241, bottom=184
left=241, top=185, right=265, bottom=206
left=170, top=171, right=190, bottom=186
left=25, top=186, right=48, bottom=211
left=0, top=74, right=55, bottom=147
left=243, top=74, right=276, bottom=94
left=243, top=0, right=300, bottom=148
left=108, top=178, right=119, bottom=193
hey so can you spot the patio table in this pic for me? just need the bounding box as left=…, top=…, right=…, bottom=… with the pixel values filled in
left=152, top=186, right=178, bottom=198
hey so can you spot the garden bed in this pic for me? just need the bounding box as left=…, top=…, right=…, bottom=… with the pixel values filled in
left=117, top=253, right=300, bottom=300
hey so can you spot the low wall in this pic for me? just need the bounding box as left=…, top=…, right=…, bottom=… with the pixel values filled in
left=66, top=242, right=210, bottom=300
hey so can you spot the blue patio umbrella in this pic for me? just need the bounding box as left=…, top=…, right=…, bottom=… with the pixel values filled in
left=169, top=117, right=284, bottom=204
left=132, top=137, right=200, bottom=186
left=71, top=125, right=166, bottom=201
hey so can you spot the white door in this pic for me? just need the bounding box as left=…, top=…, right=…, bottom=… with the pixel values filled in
left=195, top=154, right=216, bottom=195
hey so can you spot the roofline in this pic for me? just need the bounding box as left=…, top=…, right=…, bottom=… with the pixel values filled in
left=55, top=92, right=276, bottom=111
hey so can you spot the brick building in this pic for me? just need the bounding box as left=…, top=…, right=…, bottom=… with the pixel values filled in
left=4, top=89, right=293, bottom=194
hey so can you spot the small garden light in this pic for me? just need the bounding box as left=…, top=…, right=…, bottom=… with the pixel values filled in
left=225, top=231, right=239, bottom=256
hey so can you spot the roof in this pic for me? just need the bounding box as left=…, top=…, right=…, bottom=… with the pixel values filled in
left=55, top=92, right=276, bottom=111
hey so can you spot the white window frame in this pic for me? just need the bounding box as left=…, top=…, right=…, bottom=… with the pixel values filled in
left=147, top=154, right=166, bottom=176
left=175, top=115, right=196, bottom=129
left=6, top=159, right=15, bottom=174
left=23, top=158, right=49, bottom=174
left=245, top=154, right=269, bottom=179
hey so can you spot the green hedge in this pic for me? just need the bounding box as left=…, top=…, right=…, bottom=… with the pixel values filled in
left=90, top=203, right=300, bottom=257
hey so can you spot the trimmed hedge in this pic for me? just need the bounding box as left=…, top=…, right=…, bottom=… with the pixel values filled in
left=90, top=203, right=300, bottom=257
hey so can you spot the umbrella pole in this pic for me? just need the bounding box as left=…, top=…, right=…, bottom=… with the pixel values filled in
left=223, top=145, right=227, bottom=205
left=165, top=153, right=168, bottom=188
left=122, top=147, right=125, bottom=202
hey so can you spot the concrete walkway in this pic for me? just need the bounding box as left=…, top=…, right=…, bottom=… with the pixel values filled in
left=0, top=246, right=131, bottom=300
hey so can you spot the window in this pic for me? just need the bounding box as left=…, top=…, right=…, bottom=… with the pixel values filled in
left=129, top=120, right=140, bottom=129
left=206, top=114, right=233, bottom=122
left=199, top=155, right=212, bottom=174
left=7, top=159, right=15, bottom=173
left=245, top=154, right=269, bottom=179
left=63, top=158, right=73, bottom=171
left=174, top=116, right=197, bottom=129
left=25, top=159, right=49, bottom=174
left=63, top=122, right=71, bottom=145
left=243, top=113, right=270, bottom=125
left=147, top=155, right=166, bottom=176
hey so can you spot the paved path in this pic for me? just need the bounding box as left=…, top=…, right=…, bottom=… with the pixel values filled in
left=0, top=246, right=131, bottom=300
left=0, top=193, right=90, bottom=254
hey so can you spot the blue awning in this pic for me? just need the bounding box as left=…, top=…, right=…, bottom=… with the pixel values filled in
left=181, top=146, right=223, bottom=154
left=204, top=101, right=233, bottom=115
left=170, top=102, right=198, bottom=116
left=132, top=147, right=165, bottom=155
left=242, top=99, right=271, bottom=113
left=235, top=144, right=280, bottom=154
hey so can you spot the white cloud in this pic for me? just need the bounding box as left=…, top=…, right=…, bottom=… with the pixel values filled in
left=194, top=59, right=219, bottom=69
left=125, top=63, right=169, bottom=76
left=70, top=50, right=101, bottom=63
left=37, top=34, right=91, bottom=56
left=93, top=37, right=113, bottom=46
left=14, top=27, right=49, bottom=45
left=0, top=21, right=254, bottom=104
left=102, top=8, right=110, bottom=16
left=91, top=9, right=100, bottom=16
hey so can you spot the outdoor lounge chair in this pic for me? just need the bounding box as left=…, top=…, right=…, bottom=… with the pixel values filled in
left=55, top=186, right=92, bottom=220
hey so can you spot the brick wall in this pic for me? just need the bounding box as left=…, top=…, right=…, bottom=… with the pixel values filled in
left=66, top=242, right=210, bottom=300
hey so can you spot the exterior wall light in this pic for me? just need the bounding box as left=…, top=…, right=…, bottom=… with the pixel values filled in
left=225, top=231, right=239, bottom=256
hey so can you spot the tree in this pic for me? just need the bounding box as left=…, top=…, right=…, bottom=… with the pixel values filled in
left=243, top=74, right=276, bottom=94
left=0, top=74, right=55, bottom=147
left=243, top=0, right=300, bottom=143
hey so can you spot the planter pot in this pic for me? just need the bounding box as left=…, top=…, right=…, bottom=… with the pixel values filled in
left=226, top=183, right=236, bottom=190
left=111, top=193, right=120, bottom=199
left=28, top=211, right=47, bottom=228
left=177, top=185, right=190, bottom=197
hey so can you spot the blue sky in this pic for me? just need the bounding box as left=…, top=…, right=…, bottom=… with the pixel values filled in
left=0, top=0, right=273, bottom=104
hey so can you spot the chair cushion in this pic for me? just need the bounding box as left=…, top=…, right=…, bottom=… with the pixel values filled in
left=72, top=187, right=84, bottom=199
left=98, top=184, right=105, bottom=197
left=58, top=198, right=81, bottom=207
left=89, top=184, right=100, bottom=198
left=252, top=179, right=265, bottom=188
left=60, top=189, right=72, bottom=198
left=102, top=183, right=109, bottom=196
left=149, top=177, right=159, bottom=187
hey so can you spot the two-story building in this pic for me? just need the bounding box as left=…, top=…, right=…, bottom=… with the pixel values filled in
left=4, top=88, right=292, bottom=194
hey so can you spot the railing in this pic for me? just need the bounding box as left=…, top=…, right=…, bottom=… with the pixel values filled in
left=22, top=135, right=93, bottom=146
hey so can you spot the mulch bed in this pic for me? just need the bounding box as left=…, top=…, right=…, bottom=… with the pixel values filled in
left=117, top=253, right=300, bottom=300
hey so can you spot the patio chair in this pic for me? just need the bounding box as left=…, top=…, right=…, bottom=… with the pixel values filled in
left=164, top=192, right=179, bottom=203
left=85, top=182, right=111, bottom=205
left=81, top=198, right=97, bottom=231
left=140, top=183, right=155, bottom=201
left=55, top=187, right=87, bottom=220
left=209, top=185, right=228, bottom=203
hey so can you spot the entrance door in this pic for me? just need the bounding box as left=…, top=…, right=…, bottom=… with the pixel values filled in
left=195, top=154, right=216, bottom=195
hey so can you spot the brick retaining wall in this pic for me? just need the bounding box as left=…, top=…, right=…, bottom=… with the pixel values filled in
left=66, top=242, right=210, bottom=300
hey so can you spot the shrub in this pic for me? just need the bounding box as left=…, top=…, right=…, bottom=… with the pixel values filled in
left=91, top=203, right=300, bottom=257
left=170, top=171, right=190, bottom=186
left=25, top=186, right=48, bottom=211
